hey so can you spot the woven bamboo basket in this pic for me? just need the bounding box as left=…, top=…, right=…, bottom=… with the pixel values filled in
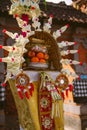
left=24, top=31, right=62, bottom=71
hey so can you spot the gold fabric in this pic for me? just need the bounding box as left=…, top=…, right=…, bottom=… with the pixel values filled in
left=54, top=100, right=64, bottom=130
left=8, top=79, right=64, bottom=130
left=8, top=79, right=35, bottom=130
left=26, top=81, right=41, bottom=130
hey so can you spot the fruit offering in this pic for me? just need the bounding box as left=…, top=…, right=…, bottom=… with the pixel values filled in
left=28, top=45, right=49, bottom=68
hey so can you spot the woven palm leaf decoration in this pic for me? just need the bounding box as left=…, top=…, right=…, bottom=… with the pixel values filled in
left=0, top=0, right=82, bottom=94
left=0, top=1, right=83, bottom=130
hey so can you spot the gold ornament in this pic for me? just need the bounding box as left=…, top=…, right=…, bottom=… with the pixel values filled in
left=56, top=74, right=69, bottom=90
left=16, top=72, right=30, bottom=86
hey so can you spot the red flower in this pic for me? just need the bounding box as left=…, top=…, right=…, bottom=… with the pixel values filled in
left=21, top=14, right=29, bottom=23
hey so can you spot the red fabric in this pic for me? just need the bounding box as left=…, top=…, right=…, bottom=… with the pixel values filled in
left=17, top=90, right=23, bottom=99
left=66, top=89, right=68, bottom=97
left=69, top=84, right=73, bottom=91
left=39, top=87, right=54, bottom=130
left=25, top=91, right=30, bottom=99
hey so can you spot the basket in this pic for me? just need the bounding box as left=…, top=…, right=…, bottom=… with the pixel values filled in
left=23, top=31, right=62, bottom=71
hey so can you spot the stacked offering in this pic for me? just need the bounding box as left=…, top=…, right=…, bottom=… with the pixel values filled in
left=28, top=45, right=49, bottom=69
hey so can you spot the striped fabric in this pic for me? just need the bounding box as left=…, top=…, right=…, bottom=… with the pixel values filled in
left=0, top=83, right=5, bottom=109
left=73, top=79, right=87, bottom=103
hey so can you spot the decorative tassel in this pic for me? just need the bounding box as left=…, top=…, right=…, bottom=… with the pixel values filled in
left=66, top=89, right=69, bottom=97
left=24, top=90, right=29, bottom=99
left=69, top=84, right=73, bottom=91
left=18, top=85, right=24, bottom=92
left=61, top=91, right=65, bottom=100
left=28, top=83, right=34, bottom=96
left=17, top=88, right=23, bottom=99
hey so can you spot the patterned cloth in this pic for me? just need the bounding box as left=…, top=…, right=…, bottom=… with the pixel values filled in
left=0, top=83, right=5, bottom=109
left=73, top=79, right=87, bottom=103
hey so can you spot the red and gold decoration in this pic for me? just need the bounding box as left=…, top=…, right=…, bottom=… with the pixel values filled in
left=39, top=73, right=54, bottom=130
left=39, top=72, right=62, bottom=130
left=16, top=72, right=34, bottom=99
left=56, top=73, right=69, bottom=90
left=0, top=0, right=83, bottom=130
left=55, top=73, right=74, bottom=99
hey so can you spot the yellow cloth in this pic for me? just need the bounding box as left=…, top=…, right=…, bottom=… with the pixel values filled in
left=8, top=79, right=35, bottom=130
left=26, top=81, right=41, bottom=130
left=54, top=100, right=64, bottom=130
left=8, top=79, right=64, bottom=130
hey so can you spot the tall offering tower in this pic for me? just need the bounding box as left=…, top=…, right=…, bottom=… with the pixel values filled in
left=0, top=0, right=82, bottom=130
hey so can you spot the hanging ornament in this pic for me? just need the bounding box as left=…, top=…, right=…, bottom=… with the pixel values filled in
left=61, top=90, right=65, bottom=100
left=55, top=73, right=69, bottom=90
left=69, top=84, right=73, bottom=91
left=65, top=89, right=69, bottom=97
left=16, top=72, right=34, bottom=99
left=39, top=72, right=55, bottom=130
